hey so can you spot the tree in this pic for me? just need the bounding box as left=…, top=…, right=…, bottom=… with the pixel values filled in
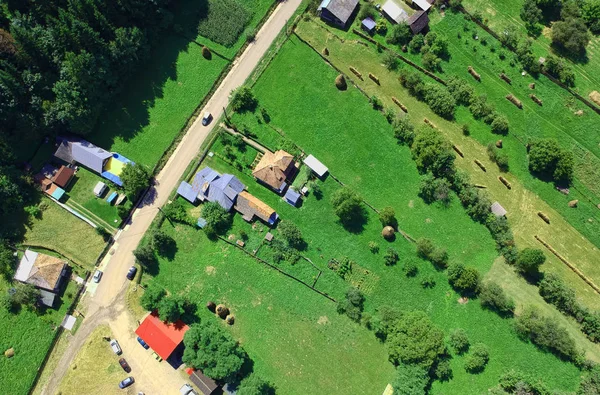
left=140, top=282, right=166, bottom=311
left=404, top=260, right=418, bottom=277
left=237, top=374, right=276, bottom=395
left=331, top=187, right=366, bottom=227
left=479, top=282, right=515, bottom=315
left=10, top=283, right=40, bottom=310
left=578, top=366, right=600, bottom=394
left=393, top=116, right=416, bottom=146
left=582, top=0, right=600, bottom=33
left=424, top=84, right=456, bottom=119
left=446, top=76, right=475, bottom=105
left=551, top=18, right=590, bottom=55
left=277, top=220, right=304, bottom=249
left=121, top=163, right=150, bottom=199
left=0, top=170, right=23, bottom=219
left=358, top=3, right=378, bottom=20
left=409, top=34, right=425, bottom=53
left=528, top=139, right=574, bottom=183
left=386, top=311, right=446, bottom=369
left=231, top=86, right=258, bottom=112
left=411, top=127, right=456, bottom=178
left=337, top=287, right=365, bottom=322
left=422, top=52, right=441, bottom=71
left=133, top=244, right=156, bottom=267
left=379, top=206, right=397, bottom=228
left=384, top=248, right=400, bottom=266
left=520, top=0, right=543, bottom=31
left=449, top=328, right=470, bottom=354
left=491, top=113, right=509, bottom=135
left=392, top=364, right=429, bottom=395
left=515, top=248, right=545, bottom=277
left=183, top=322, right=247, bottom=383
left=158, top=295, right=184, bottom=323
left=0, top=242, right=15, bottom=278
left=202, top=202, right=231, bottom=238
left=582, top=312, right=600, bottom=343
left=163, top=200, right=193, bottom=225
left=151, top=230, right=175, bottom=256
left=383, top=52, right=399, bottom=70
left=418, top=173, right=452, bottom=205
left=464, top=343, right=490, bottom=373
left=387, top=23, right=412, bottom=46
left=447, top=263, right=481, bottom=294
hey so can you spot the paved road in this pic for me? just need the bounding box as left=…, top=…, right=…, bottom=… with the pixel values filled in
left=41, top=1, right=302, bottom=393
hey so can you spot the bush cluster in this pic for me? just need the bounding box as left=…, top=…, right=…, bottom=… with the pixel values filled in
left=543, top=55, right=576, bottom=87
left=416, top=238, right=449, bottom=269
left=528, top=138, right=574, bottom=184
left=464, top=343, right=490, bottom=373
left=479, top=281, right=515, bottom=316
left=337, top=287, right=365, bottom=322
left=398, top=69, right=456, bottom=119
left=419, top=172, right=452, bottom=206
left=487, top=143, right=509, bottom=171
left=449, top=328, right=470, bottom=354
left=447, top=263, right=481, bottom=295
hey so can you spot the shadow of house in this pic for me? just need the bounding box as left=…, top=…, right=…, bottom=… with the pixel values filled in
left=318, top=0, right=360, bottom=29
left=13, top=249, right=68, bottom=308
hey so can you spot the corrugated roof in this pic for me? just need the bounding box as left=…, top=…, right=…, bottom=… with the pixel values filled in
left=362, top=17, right=376, bottom=30
left=71, top=140, right=112, bottom=173
left=321, top=0, right=359, bottom=24
left=52, top=166, right=75, bottom=188
left=412, top=0, right=431, bottom=11
left=408, top=10, right=429, bottom=34
left=284, top=188, right=301, bottom=206
left=491, top=202, right=507, bottom=217
left=303, top=155, right=328, bottom=177
left=177, top=181, right=198, bottom=203
left=189, top=370, right=219, bottom=395
left=382, top=0, right=409, bottom=23
left=135, top=311, right=189, bottom=360
left=235, top=191, right=278, bottom=225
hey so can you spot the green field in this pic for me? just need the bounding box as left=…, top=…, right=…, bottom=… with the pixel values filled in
left=0, top=279, right=79, bottom=395
left=147, top=34, right=597, bottom=393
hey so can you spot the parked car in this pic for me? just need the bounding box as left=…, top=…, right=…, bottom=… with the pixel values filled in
left=136, top=336, right=149, bottom=349
left=118, top=377, right=134, bottom=389
left=126, top=266, right=137, bottom=280
left=180, top=384, right=197, bottom=395
left=110, top=339, right=122, bottom=355
left=119, top=358, right=131, bottom=373
left=92, top=270, right=103, bottom=283
left=93, top=181, right=108, bottom=197
left=152, top=351, right=162, bottom=362
left=201, top=111, right=212, bottom=126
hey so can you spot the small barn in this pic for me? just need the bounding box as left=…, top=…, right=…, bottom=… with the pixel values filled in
left=382, top=0, right=409, bottom=24
left=188, top=369, right=219, bottom=395
left=135, top=311, right=189, bottom=361
left=407, top=10, right=429, bottom=34
left=234, top=191, right=278, bottom=225
left=361, top=17, right=376, bottom=34
left=14, top=249, right=68, bottom=307
left=491, top=202, right=507, bottom=217
left=52, top=166, right=75, bottom=188
left=318, top=0, right=359, bottom=28
left=284, top=188, right=301, bottom=207
left=303, top=154, right=329, bottom=178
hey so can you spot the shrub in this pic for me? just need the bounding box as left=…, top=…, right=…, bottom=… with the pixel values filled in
left=393, top=116, right=416, bottom=146
left=465, top=343, right=490, bottom=373
left=416, top=238, right=449, bottom=268
left=418, top=173, right=452, bottom=206
left=447, top=263, right=481, bottom=294
left=469, top=94, right=494, bottom=121
left=369, top=241, right=380, bottom=253
left=409, top=34, right=425, bottom=53
left=411, top=127, right=456, bottom=178
left=421, top=275, right=436, bottom=288
left=446, top=76, right=475, bottom=105
left=375, top=18, right=387, bottom=35
left=133, top=244, right=156, bottom=267
left=404, top=260, right=418, bottom=277
left=371, top=95, right=383, bottom=110
left=528, top=138, right=574, bottom=184
left=544, top=55, right=576, bottom=86
left=379, top=206, right=398, bottom=228
left=487, top=143, right=509, bottom=171
left=331, top=187, right=366, bottom=227
left=538, top=273, right=585, bottom=320
left=151, top=230, right=175, bottom=256
left=231, top=86, right=258, bottom=112
left=121, top=163, right=150, bottom=199
left=479, top=281, right=515, bottom=315
left=434, top=359, right=453, bottom=381
left=202, top=202, right=232, bottom=238
left=582, top=312, right=600, bottom=343
left=196, top=0, right=251, bottom=47
left=387, top=23, right=412, bottom=46
left=158, top=295, right=185, bottom=323
left=337, top=287, right=365, bottom=322
left=490, top=113, right=509, bottom=134
left=163, top=200, right=193, bottom=225
left=515, top=248, right=545, bottom=277
left=449, top=328, right=470, bottom=354
left=424, top=84, right=456, bottom=119
left=383, top=53, right=399, bottom=72
left=237, top=374, right=276, bottom=395
left=358, top=3, right=378, bottom=20
left=392, top=364, right=429, bottom=395
left=277, top=220, right=304, bottom=249
left=422, top=52, right=441, bottom=71
left=384, top=248, right=400, bottom=266
left=416, top=238, right=435, bottom=258
left=398, top=69, right=426, bottom=99
left=462, top=124, right=470, bottom=135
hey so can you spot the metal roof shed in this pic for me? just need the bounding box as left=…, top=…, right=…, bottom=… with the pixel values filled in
left=412, top=0, right=432, bottom=11
left=382, top=0, right=409, bottom=24
left=284, top=188, right=301, bottom=207
left=303, top=155, right=328, bottom=178
left=491, top=202, right=507, bottom=217
left=177, top=181, right=198, bottom=203
left=361, top=17, right=376, bottom=33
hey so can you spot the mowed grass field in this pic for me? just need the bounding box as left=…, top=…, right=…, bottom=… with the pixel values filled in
left=155, top=35, right=595, bottom=393
left=461, top=0, right=600, bottom=100
left=0, top=279, right=78, bottom=395
left=295, top=17, right=600, bottom=308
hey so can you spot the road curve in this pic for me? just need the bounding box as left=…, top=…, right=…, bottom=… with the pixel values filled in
left=41, top=1, right=303, bottom=393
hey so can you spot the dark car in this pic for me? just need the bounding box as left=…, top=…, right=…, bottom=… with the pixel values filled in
left=119, top=377, right=134, bottom=389
left=126, top=266, right=137, bottom=280
left=201, top=111, right=212, bottom=126
left=119, top=358, right=131, bottom=373
left=137, top=336, right=149, bottom=349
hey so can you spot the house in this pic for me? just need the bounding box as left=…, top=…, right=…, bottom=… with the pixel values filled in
left=188, top=369, right=219, bottom=395
left=35, top=175, right=66, bottom=201
left=491, top=202, right=507, bottom=217
left=52, top=166, right=75, bottom=188
left=135, top=311, right=190, bottom=361
left=303, top=154, right=329, bottom=178
left=177, top=167, right=245, bottom=211
left=382, top=0, right=409, bottom=24
left=318, top=0, right=359, bottom=28
left=252, top=150, right=296, bottom=193
left=284, top=188, right=301, bottom=207
left=234, top=191, right=278, bottom=225
left=407, top=10, right=429, bottom=34
left=361, top=17, right=376, bottom=34
left=412, top=0, right=432, bottom=12
left=14, top=249, right=68, bottom=307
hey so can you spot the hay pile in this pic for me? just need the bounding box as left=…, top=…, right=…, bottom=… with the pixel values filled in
left=4, top=348, right=14, bottom=358
left=206, top=301, right=216, bottom=312
left=499, top=73, right=511, bottom=84
left=202, top=46, right=211, bottom=60
left=506, top=94, right=522, bottom=109
left=568, top=200, right=578, bottom=208
left=349, top=66, right=363, bottom=80
left=322, top=47, right=329, bottom=56
left=216, top=304, right=229, bottom=318
left=369, top=73, right=380, bottom=85
left=529, top=83, right=535, bottom=89
left=382, top=226, right=395, bottom=240
left=335, top=74, right=347, bottom=90
left=496, top=140, right=503, bottom=148
left=453, top=145, right=464, bottom=158
left=468, top=66, right=481, bottom=81
left=392, top=97, right=408, bottom=112
left=226, top=315, right=235, bottom=325
left=499, top=176, right=511, bottom=190
left=474, top=159, right=486, bottom=172
left=538, top=212, right=550, bottom=224
left=530, top=94, right=543, bottom=106
left=589, top=91, right=600, bottom=106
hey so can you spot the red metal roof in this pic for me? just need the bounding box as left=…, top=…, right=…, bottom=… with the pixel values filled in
left=135, top=311, right=189, bottom=360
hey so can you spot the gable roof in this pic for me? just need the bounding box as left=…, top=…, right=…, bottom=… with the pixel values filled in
left=14, top=250, right=66, bottom=292
left=408, top=10, right=429, bottom=34
left=362, top=17, right=376, bottom=30
left=207, top=173, right=245, bottom=211
left=320, top=0, right=359, bottom=24
left=177, top=181, right=197, bottom=203
left=55, top=137, right=112, bottom=173
left=382, top=0, right=409, bottom=23
left=412, top=0, right=432, bottom=11
left=252, top=150, right=295, bottom=190
left=189, top=370, right=219, bottom=395
left=52, top=166, right=75, bottom=188
left=284, top=188, right=301, bottom=206
left=491, top=202, right=507, bottom=217
left=192, top=167, right=220, bottom=196
left=303, top=155, right=329, bottom=177
left=135, top=311, right=189, bottom=360
left=235, top=191, right=278, bottom=224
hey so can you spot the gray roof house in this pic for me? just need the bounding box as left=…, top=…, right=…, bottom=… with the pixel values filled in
left=14, top=250, right=68, bottom=307
left=408, top=10, right=429, bottom=34
left=54, top=137, right=112, bottom=174
left=318, top=0, right=359, bottom=28
left=177, top=167, right=245, bottom=211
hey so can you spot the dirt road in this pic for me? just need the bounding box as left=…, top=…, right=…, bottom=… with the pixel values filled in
left=40, top=1, right=303, bottom=393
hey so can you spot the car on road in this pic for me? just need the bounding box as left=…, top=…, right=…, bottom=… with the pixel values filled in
left=201, top=111, right=212, bottom=126
left=118, top=377, right=134, bottom=389
left=119, top=358, right=131, bottom=373
left=136, top=336, right=149, bottom=349
left=180, top=384, right=198, bottom=395
left=110, top=339, right=122, bottom=355
left=92, top=270, right=103, bottom=283
left=126, top=266, right=137, bottom=280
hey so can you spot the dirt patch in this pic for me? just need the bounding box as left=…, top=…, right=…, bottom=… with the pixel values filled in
left=425, top=218, right=432, bottom=223
left=317, top=316, right=330, bottom=325
left=458, top=297, right=469, bottom=304
left=205, top=266, right=216, bottom=275
left=408, top=200, right=414, bottom=208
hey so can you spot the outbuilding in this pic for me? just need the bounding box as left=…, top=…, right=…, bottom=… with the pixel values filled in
left=382, top=0, right=409, bottom=24
left=361, top=17, right=376, bottom=34
left=284, top=188, right=301, bottom=207
left=491, top=201, right=507, bottom=217
left=303, top=155, right=329, bottom=178
left=318, top=0, right=359, bottom=28
left=135, top=311, right=190, bottom=361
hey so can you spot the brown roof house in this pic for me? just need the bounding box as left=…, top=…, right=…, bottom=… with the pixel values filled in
left=234, top=191, right=279, bottom=226
left=52, top=166, right=75, bottom=188
left=14, top=249, right=68, bottom=307
left=252, top=150, right=296, bottom=193
left=408, top=10, right=429, bottom=34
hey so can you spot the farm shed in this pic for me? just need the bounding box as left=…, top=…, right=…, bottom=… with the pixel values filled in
left=14, top=249, right=67, bottom=306
left=235, top=191, right=278, bottom=225
left=188, top=369, right=220, bottom=395
left=412, top=0, right=432, bottom=11
left=52, top=166, right=75, bottom=188
left=252, top=150, right=296, bottom=193
left=491, top=202, right=507, bottom=217
left=361, top=17, right=376, bottom=34
left=381, top=0, right=409, bottom=24
left=284, top=188, right=301, bottom=207
left=303, top=154, right=329, bottom=178
left=318, top=0, right=359, bottom=28
left=407, top=10, right=429, bottom=34
left=35, top=175, right=66, bottom=201
left=135, top=311, right=189, bottom=361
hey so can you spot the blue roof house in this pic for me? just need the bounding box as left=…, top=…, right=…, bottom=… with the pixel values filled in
left=177, top=167, right=245, bottom=211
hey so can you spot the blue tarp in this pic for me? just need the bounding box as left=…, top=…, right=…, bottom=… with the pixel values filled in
left=101, top=171, right=123, bottom=187
left=107, top=191, right=118, bottom=204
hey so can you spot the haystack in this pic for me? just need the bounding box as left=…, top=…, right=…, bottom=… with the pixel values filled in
left=202, top=46, right=211, bottom=60
left=530, top=94, right=543, bottom=106
left=506, top=94, right=523, bottom=109
left=495, top=140, right=503, bottom=148
left=589, top=91, right=600, bottom=106
left=216, top=304, right=229, bottom=318
left=499, top=73, right=511, bottom=84
left=568, top=200, right=578, bottom=208
left=335, top=74, right=347, bottom=90
left=322, top=47, right=329, bottom=56
left=382, top=226, right=395, bottom=240
left=4, top=348, right=14, bottom=358
left=468, top=66, right=481, bottom=81
left=206, top=301, right=216, bottom=312
left=226, top=315, right=235, bottom=325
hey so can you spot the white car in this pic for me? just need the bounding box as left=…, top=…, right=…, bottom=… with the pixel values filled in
left=92, top=270, right=103, bottom=283
left=110, top=339, right=122, bottom=355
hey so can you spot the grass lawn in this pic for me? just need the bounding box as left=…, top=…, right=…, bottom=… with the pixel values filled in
left=0, top=279, right=79, bottom=395
left=23, top=200, right=106, bottom=269
left=295, top=17, right=600, bottom=308
left=57, top=325, right=126, bottom=395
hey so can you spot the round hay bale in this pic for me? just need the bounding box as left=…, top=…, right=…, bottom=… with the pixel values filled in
left=381, top=226, right=395, bottom=240
left=226, top=315, right=235, bottom=325
left=568, top=200, right=579, bottom=208
left=335, top=74, right=347, bottom=91
left=202, top=46, right=211, bottom=60
left=495, top=140, right=503, bottom=148
left=206, top=301, right=216, bottom=312
left=216, top=304, right=229, bottom=318
left=4, top=348, right=14, bottom=358
left=322, top=47, right=329, bottom=56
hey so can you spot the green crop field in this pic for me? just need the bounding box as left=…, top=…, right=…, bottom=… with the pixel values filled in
left=0, top=279, right=79, bottom=395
